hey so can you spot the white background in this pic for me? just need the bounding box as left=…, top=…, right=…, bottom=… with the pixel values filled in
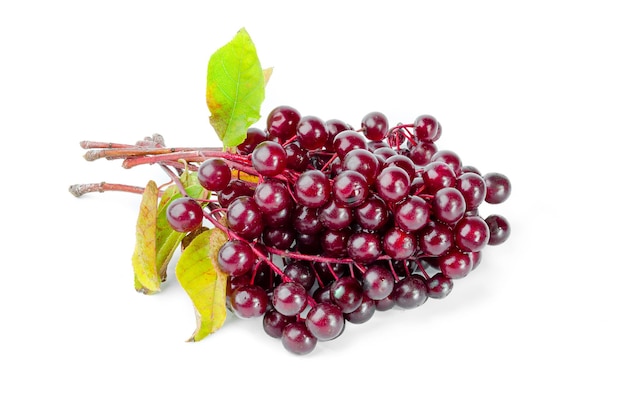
left=1, top=0, right=624, bottom=403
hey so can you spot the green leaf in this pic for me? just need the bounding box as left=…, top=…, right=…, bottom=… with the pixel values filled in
left=132, top=180, right=160, bottom=294
left=207, top=28, right=266, bottom=148
left=175, top=226, right=229, bottom=341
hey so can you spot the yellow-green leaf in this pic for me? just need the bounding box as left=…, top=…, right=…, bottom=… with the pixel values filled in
left=207, top=28, right=266, bottom=148
left=175, top=226, right=229, bottom=341
left=132, top=180, right=160, bottom=294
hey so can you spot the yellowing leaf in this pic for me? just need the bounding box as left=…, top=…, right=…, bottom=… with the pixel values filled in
left=132, top=180, right=160, bottom=294
left=207, top=28, right=266, bottom=148
left=175, top=226, right=229, bottom=341
left=230, top=168, right=259, bottom=184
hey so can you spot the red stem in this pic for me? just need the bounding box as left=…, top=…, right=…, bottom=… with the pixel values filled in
left=120, top=150, right=247, bottom=168
left=80, top=141, right=137, bottom=149
left=325, top=262, right=339, bottom=281
left=312, top=262, right=325, bottom=288
left=159, top=164, right=188, bottom=196
left=264, top=246, right=356, bottom=265
left=319, top=152, right=338, bottom=173
left=84, top=146, right=223, bottom=162
left=68, top=182, right=159, bottom=197
left=402, top=261, right=412, bottom=278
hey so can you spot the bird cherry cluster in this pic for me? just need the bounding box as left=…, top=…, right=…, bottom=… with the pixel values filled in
left=164, top=105, right=512, bottom=355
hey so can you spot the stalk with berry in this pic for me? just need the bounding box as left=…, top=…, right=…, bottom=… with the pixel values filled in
left=70, top=28, right=512, bottom=355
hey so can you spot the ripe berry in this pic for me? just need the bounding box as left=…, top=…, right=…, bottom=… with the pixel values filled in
left=294, top=170, right=331, bottom=208
left=382, top=227, right=417, bottom=260
left=419, top=221, right=453, bottom=256
left=362, top=264, right=394, bottom=300
left=456, top=172, right=486, bottom=210
left=283, top=261, right=315, bottom=291
left=426, top=273, right=454, bottom=299
left=305, top=302, right=345, bottom=341
left=332, top=170, right=369, bottom=208
left=284, top=142, right=310, bottom=171
left=325, top=119, right=353, bottom=150
left=251, top=141, right=287, bottom=176
left=439, top=249, right=473, bottom=279
left=267, top=105, right=301, bottom=142
left=263, top=205, right=292, bottom=228
left=319, top=200, right=353, bottom=230
left=347, top=232, right=382, bottom=263
left=354, top=195, right=390, bottom=231
left=330, top=277, right=363, bottom=313
left=293, top=205, right=324, bottom=234
left=413, top=114, right=440, bottom=142
left=345, top=297, right=376, bottom=324
left=483, top=172, right=512, bottom=204
left=333, top=130, right=367, bottom=159
left=409, top=140, right=437, bottom=166
left=238, top=127, right=268, bottom=155
left=431, top=150, right=462, bottom=176
left=263, top=309, right=295, bottom=339
left=230, top=285, right=269, bottom=318
left=454, top=215, right=490, bottom=252
left=395, top=196, right=430, bottom=232
left=282, top=322, right=317, bottom=355
left=375, top=293, right=396, bottom=311
left=253, top=179, right=292, bottom=214
left=197, top=158, right=231, bottom=191
left=383, top=154, right=416, bottom=181
left=394, top=276, right=428, bottom=309
left=422, top=161, right=456, bottom=193
left=166, top=197, right=204, bottom=233
left=361, top=111, right=388, bottom=141
left=320, top=228, right=351, bottom=258
left=296, top=115, right=328, bottom=150
left=272, top=282, right=308, bottom=316
left=485, top=214, right=511, bottom=245
left=226, top=196, right=264, bottom=240
left=217, top=179, right=254, bottom=207
left=341, top=149, right=380, bottom=185
left=432, top=187, right=466, bottom=224
left=217, top=240, right=255, bottom=276
left=375, top=166, right=411, bottom=203
left=262, top=226, right=296, bottom=250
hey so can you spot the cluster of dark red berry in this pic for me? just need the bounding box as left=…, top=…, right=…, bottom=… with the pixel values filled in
left=165, top=106, right=512, bottom=355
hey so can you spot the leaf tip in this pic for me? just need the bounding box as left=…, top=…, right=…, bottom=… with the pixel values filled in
left=263, top=67, right=273, bottom=86
left=135, top=284, right=161, bottom=295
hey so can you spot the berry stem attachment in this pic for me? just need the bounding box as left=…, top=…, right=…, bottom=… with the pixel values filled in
left=159, top=163, right=189, bottom=197
left=387, top=261, right=401, bottom=282
left=415, top=259, right=431, bottom=279
left=202, top=208, right=294, bottom=283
